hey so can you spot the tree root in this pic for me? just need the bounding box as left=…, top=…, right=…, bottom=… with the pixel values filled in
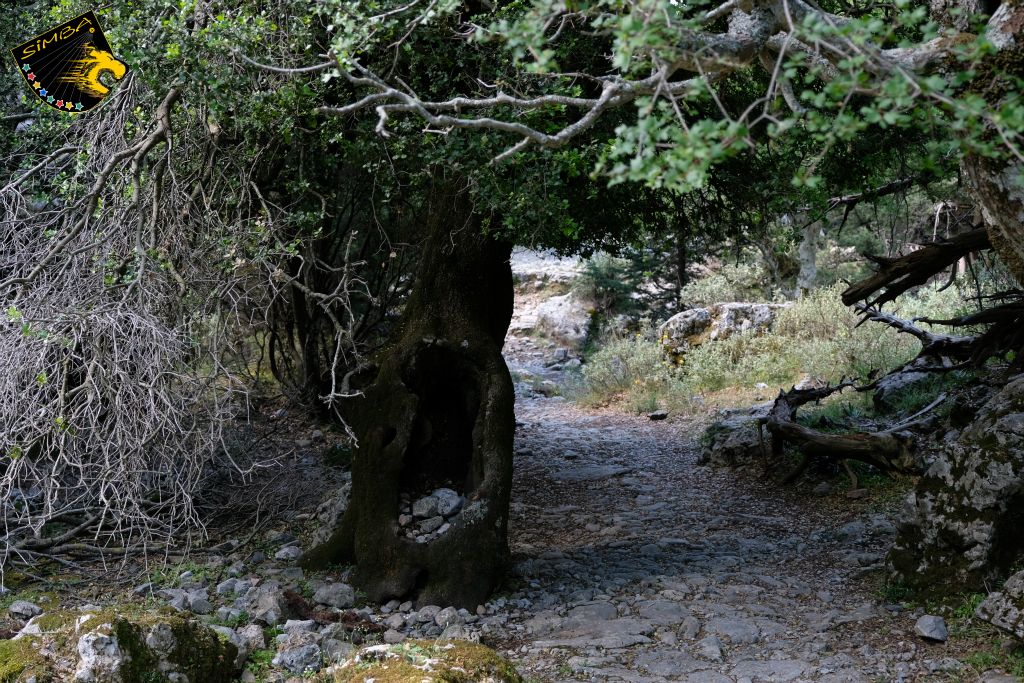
left=761, top=381, right=923, bottom=476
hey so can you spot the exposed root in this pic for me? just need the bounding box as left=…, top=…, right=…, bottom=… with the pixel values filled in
left=761, top=381, right=922, bottom=476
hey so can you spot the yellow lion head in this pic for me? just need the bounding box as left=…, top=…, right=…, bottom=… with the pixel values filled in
left=58, top=45, right=127, bottom=98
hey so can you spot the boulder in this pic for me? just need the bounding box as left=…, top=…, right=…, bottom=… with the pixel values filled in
left=0, top=608, right=236, bottom=682
left=313, top=582, right=355, bottom=609
left=889, top=376, right=1024, bottom=594
left=273, top=632, right=322, bottom=674
left=245, top=585, right=287, bottom=625
left=659, top=308, right=713, bottom=357
left=533, top=293, right=592, bottom=348
left=659, top=303, right=788, bottom=360
left=709, top=302, right=788, bottom=341
left=8, top=600, right=42, bottom=621
left=698, top=404, right=771, bottom=469
left=976, top=571, right=1024, bottom=638
left=872, top=356, right=952, bottom=410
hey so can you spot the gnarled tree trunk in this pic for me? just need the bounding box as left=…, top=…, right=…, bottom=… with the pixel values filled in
left=303, top=183, right=515, bottom=609
left=959, top=1, right=1024, bottom=285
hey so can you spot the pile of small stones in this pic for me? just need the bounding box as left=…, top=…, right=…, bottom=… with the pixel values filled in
left=397, top=487, right=465, bottom=543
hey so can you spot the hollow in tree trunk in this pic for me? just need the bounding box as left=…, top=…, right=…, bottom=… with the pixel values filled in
left=303, top=186, right=515, bottom=609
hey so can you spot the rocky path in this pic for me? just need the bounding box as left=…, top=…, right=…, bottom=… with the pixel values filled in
left=483, top=370, right=970, bottom=679
left=484, top=371, right=962, bottom=682
left=488, top=251, right=964, bottom=682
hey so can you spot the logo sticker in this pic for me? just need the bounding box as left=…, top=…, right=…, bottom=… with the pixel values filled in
left=10, top=10, right=128, bottom=114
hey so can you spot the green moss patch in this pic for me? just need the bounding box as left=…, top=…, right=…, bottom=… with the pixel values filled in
left=330, top=640, right=522, bottom=683
left=0, top=636, right=50, bottom=683
left=0, top=606, right=235, bottom=683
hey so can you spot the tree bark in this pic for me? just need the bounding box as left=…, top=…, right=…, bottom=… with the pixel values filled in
left=964, top=153, right=1024, bottom=285
left=302, top=182, right=515, bottom=609
left=795, top=221, right=820, bottom=296
left=958, top=0, right=1024, bottom=286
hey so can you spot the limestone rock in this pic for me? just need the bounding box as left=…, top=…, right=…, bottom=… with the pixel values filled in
left=273, top=635, right=322, bottom=674
left=659, top=302, right=788, bottom=360
left=432, top=488, right=463, bottom=516
left=246, top=585, right=287, bottom=625
left=313, top=582, right=355, bottom=609
left=412, top=495, right=440, bottom=518
left=872, top=356, right=952, bottom=409
left=889, top=376, right=1024, bottom=594
left=698, top=404, right=771, bottom=469
left=977, top=571, right=1024, bottom=638
left=8, top=600, right=42, bottom=621
left=914, top=615, right=949, bottom=642
left=659, top=308, right=713, bottom=357
left=274, top=545, right=303, bottom=561
left=1, top=608, right=236, bottom=682
left=532, top=293, right=592, bottom=349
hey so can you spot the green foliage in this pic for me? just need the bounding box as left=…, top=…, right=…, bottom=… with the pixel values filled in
left=678, top=262, right=769, bottom=307
left=568, top=325, right=686, bottom=413
left=572, top=254, right=638, bottom=315
left=877, top=581, right=913, bottom=604
left=679, top=282, right=970, bottom=394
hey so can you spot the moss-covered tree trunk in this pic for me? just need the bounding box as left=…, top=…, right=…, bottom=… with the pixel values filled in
left=303, top=183, right=515, bottom=609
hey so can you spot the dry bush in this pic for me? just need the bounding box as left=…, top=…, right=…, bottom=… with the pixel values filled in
left=0, top=75, right=362, bottom=575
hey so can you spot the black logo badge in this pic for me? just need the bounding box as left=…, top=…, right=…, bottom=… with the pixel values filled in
left=10, top=10, right=128, bottom=114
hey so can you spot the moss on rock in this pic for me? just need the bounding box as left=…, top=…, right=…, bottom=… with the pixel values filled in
left=0, top=636, right=51, bottom=683
left=0, top=606, right=235, bottom=683
left=327, top=640, right=522, bottom=683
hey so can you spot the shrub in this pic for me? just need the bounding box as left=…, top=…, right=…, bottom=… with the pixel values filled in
left=678, top=282, right=973, bottom=395
left=571, top=253, right=637, bottom=314
left=568, top=326, right=684, bottom=413
left=678, top=262, right=768, bottom=307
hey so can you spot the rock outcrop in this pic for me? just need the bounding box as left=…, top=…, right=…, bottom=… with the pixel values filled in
left=0, top=608, right=236, bottom=682
left=976, top=570, right=1024, bottom=639
left=522, top=292, right=592, bottom=349
left=660, top=303, right=789, bottom=360
left=889, top=375, right=1024, bottom=594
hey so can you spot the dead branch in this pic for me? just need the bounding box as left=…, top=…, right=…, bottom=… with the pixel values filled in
left=854, top=304, right=977, bottom=359
left=762, top=382, right=922, bottom=475
left=841, top=227, right=991, bottom=307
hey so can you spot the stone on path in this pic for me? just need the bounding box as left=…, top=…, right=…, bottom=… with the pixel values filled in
left=914, top=614, right=948, bottom=642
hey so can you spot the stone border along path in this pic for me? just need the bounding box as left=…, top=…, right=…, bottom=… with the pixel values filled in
left=494, top=345, right=966, bottom=682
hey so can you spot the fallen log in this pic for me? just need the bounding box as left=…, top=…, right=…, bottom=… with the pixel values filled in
left=761, top=381, right=924, bottom=476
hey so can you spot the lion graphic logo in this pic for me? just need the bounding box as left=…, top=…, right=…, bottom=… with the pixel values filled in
left=58, top=46, right=128, bottom=98
left=10, top=10, right=129, bottom=113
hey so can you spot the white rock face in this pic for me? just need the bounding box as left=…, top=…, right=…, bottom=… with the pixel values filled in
left=660, top=302, right=789, bottom=357
left=510, top=248, right=583, bottom=284
left=890, top=377, right=1024, bottom=592
left=75, top=630, right=124, bottom=682
left=532, top=293, right=592, bottom=348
